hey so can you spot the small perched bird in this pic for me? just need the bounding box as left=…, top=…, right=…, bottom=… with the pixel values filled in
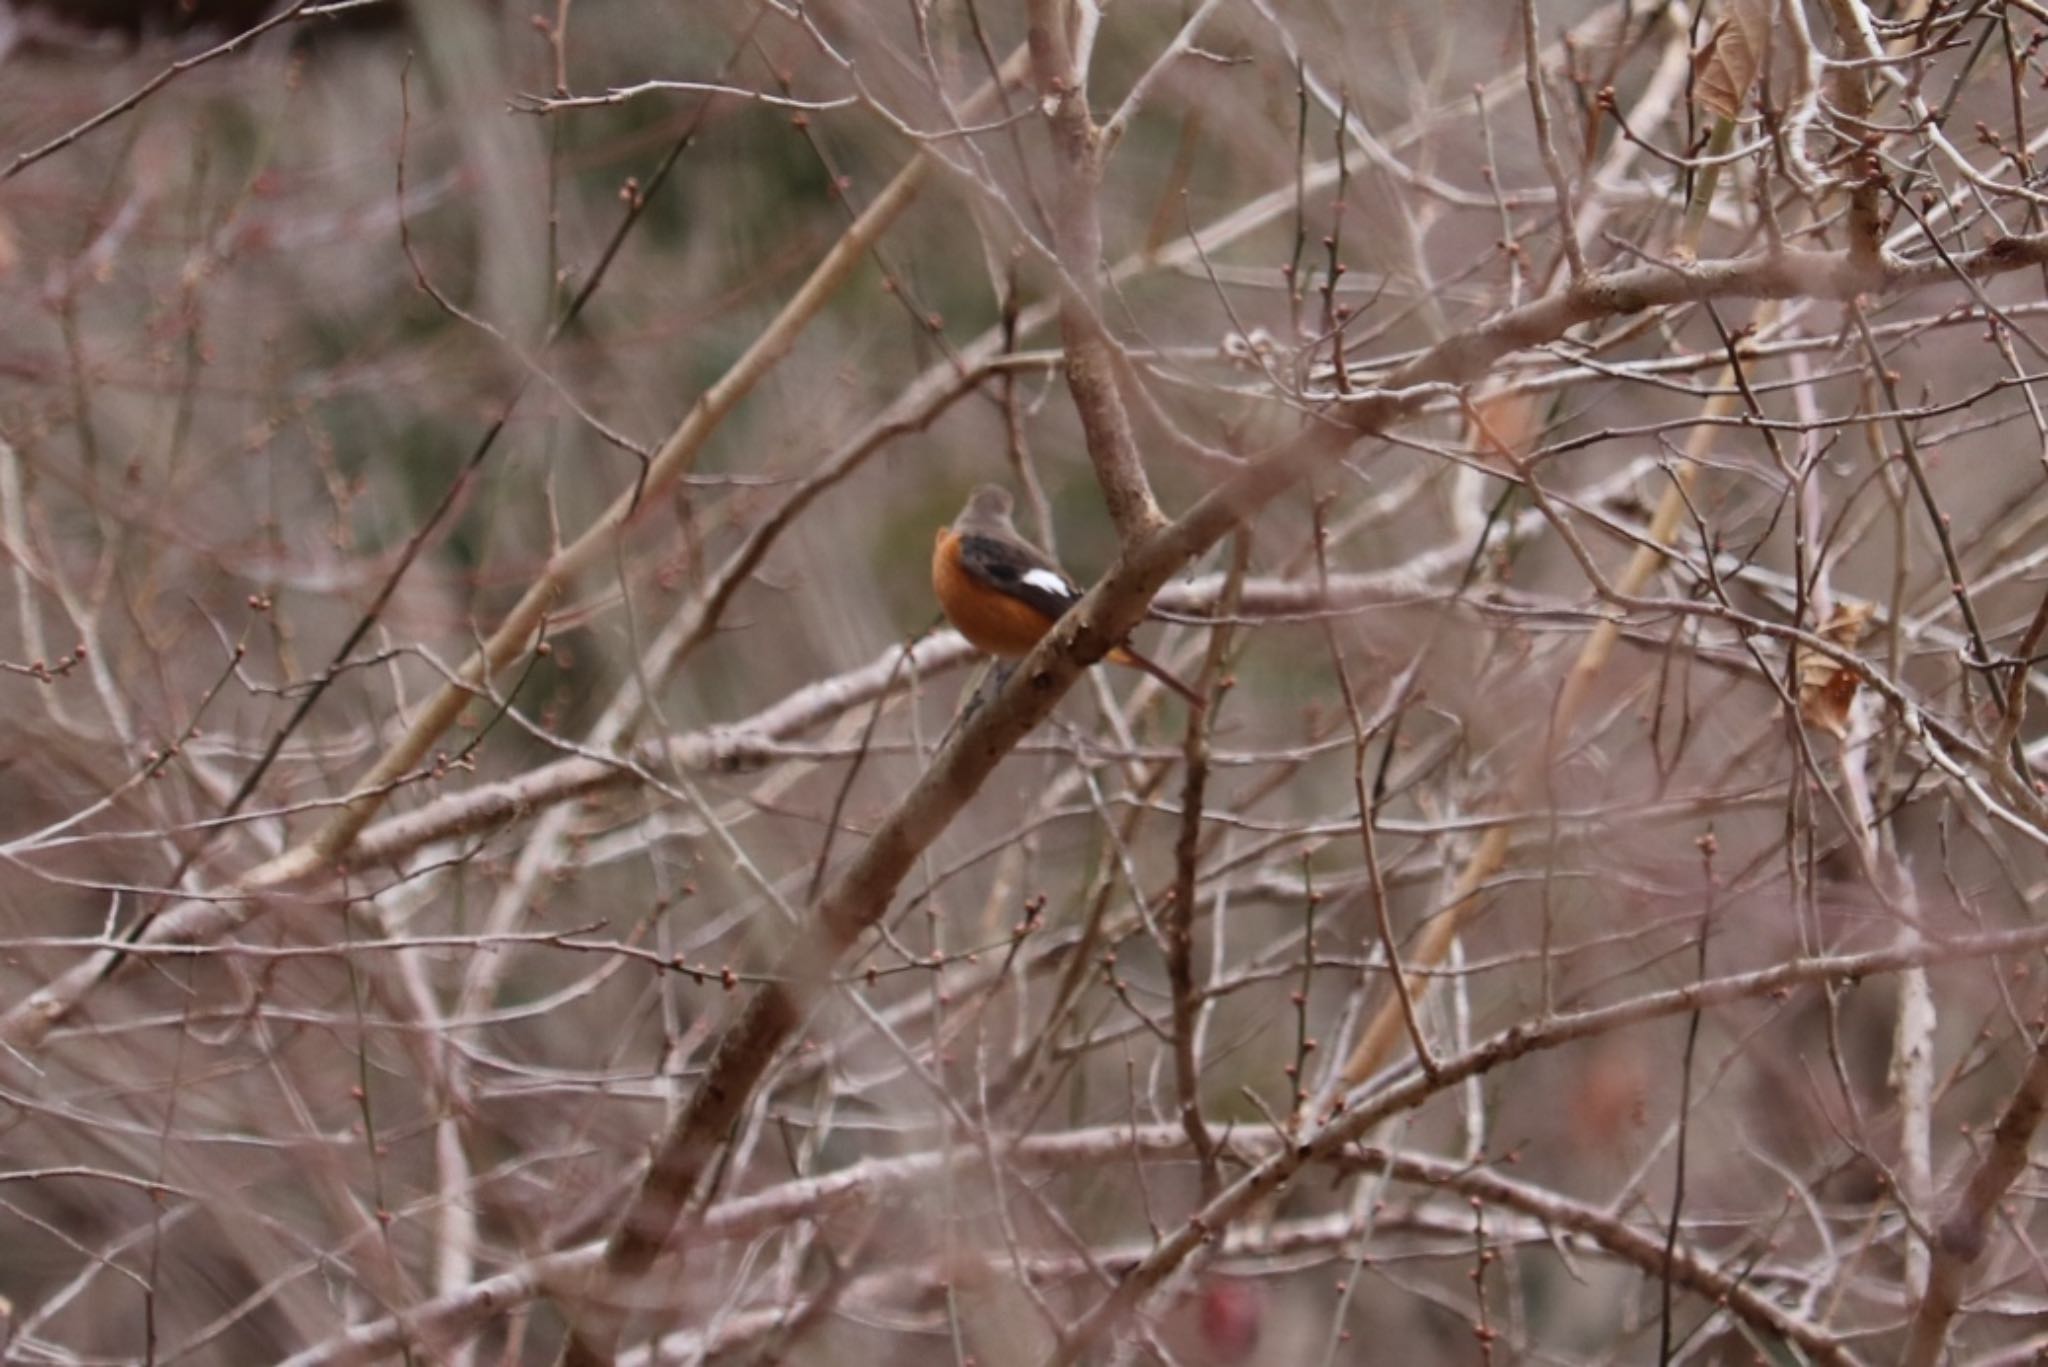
left=932, top=484, right=1203, bottom=709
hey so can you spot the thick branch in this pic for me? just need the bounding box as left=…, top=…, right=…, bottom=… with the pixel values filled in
left=1900, top=1027, right=2048, bottom=1367
left=1028, top=0, right=1165, bottom=542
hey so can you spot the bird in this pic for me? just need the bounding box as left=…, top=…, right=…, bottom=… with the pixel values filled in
left=932, top=484, right=1204, bottom=709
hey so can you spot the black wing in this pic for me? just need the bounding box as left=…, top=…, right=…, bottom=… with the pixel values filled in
left=955, top=532, right=1082, bottom=622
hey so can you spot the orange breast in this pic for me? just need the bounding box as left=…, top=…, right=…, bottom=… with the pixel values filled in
left=933, top=528, right=1058, bottom=658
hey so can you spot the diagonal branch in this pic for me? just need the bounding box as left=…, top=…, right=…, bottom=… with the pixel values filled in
left=1900, top=1024, right=2048, bottom=1367
left=3, top=1, right=316, bottom=180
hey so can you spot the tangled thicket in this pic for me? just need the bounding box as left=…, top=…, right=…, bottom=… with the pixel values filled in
left=2, top=1, right=2047, bottom=1363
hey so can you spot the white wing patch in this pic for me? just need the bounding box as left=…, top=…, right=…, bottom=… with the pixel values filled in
left=1021, top=567, right=1077, bottom=601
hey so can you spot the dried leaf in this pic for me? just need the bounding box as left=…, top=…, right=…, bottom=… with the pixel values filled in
left=1797, top=602, right=1873, bottom=738
left=1692, top=0, right=1774, bottom=120
left=1824, top=601, right=1874, bottom=647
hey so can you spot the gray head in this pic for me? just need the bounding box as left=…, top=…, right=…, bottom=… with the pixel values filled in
left=955, top=484, right=1017, bottom=532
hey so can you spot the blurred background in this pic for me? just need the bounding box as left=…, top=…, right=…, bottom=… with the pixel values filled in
left=1, top=1, right=2045, bottom=1363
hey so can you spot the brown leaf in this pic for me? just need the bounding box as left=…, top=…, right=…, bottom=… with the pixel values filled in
left=1825, top=601, right=1874, bottom=647
left=1798, top=602, right=1873, bottom=738
left=1692, top=0, right=1774, bottom=120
